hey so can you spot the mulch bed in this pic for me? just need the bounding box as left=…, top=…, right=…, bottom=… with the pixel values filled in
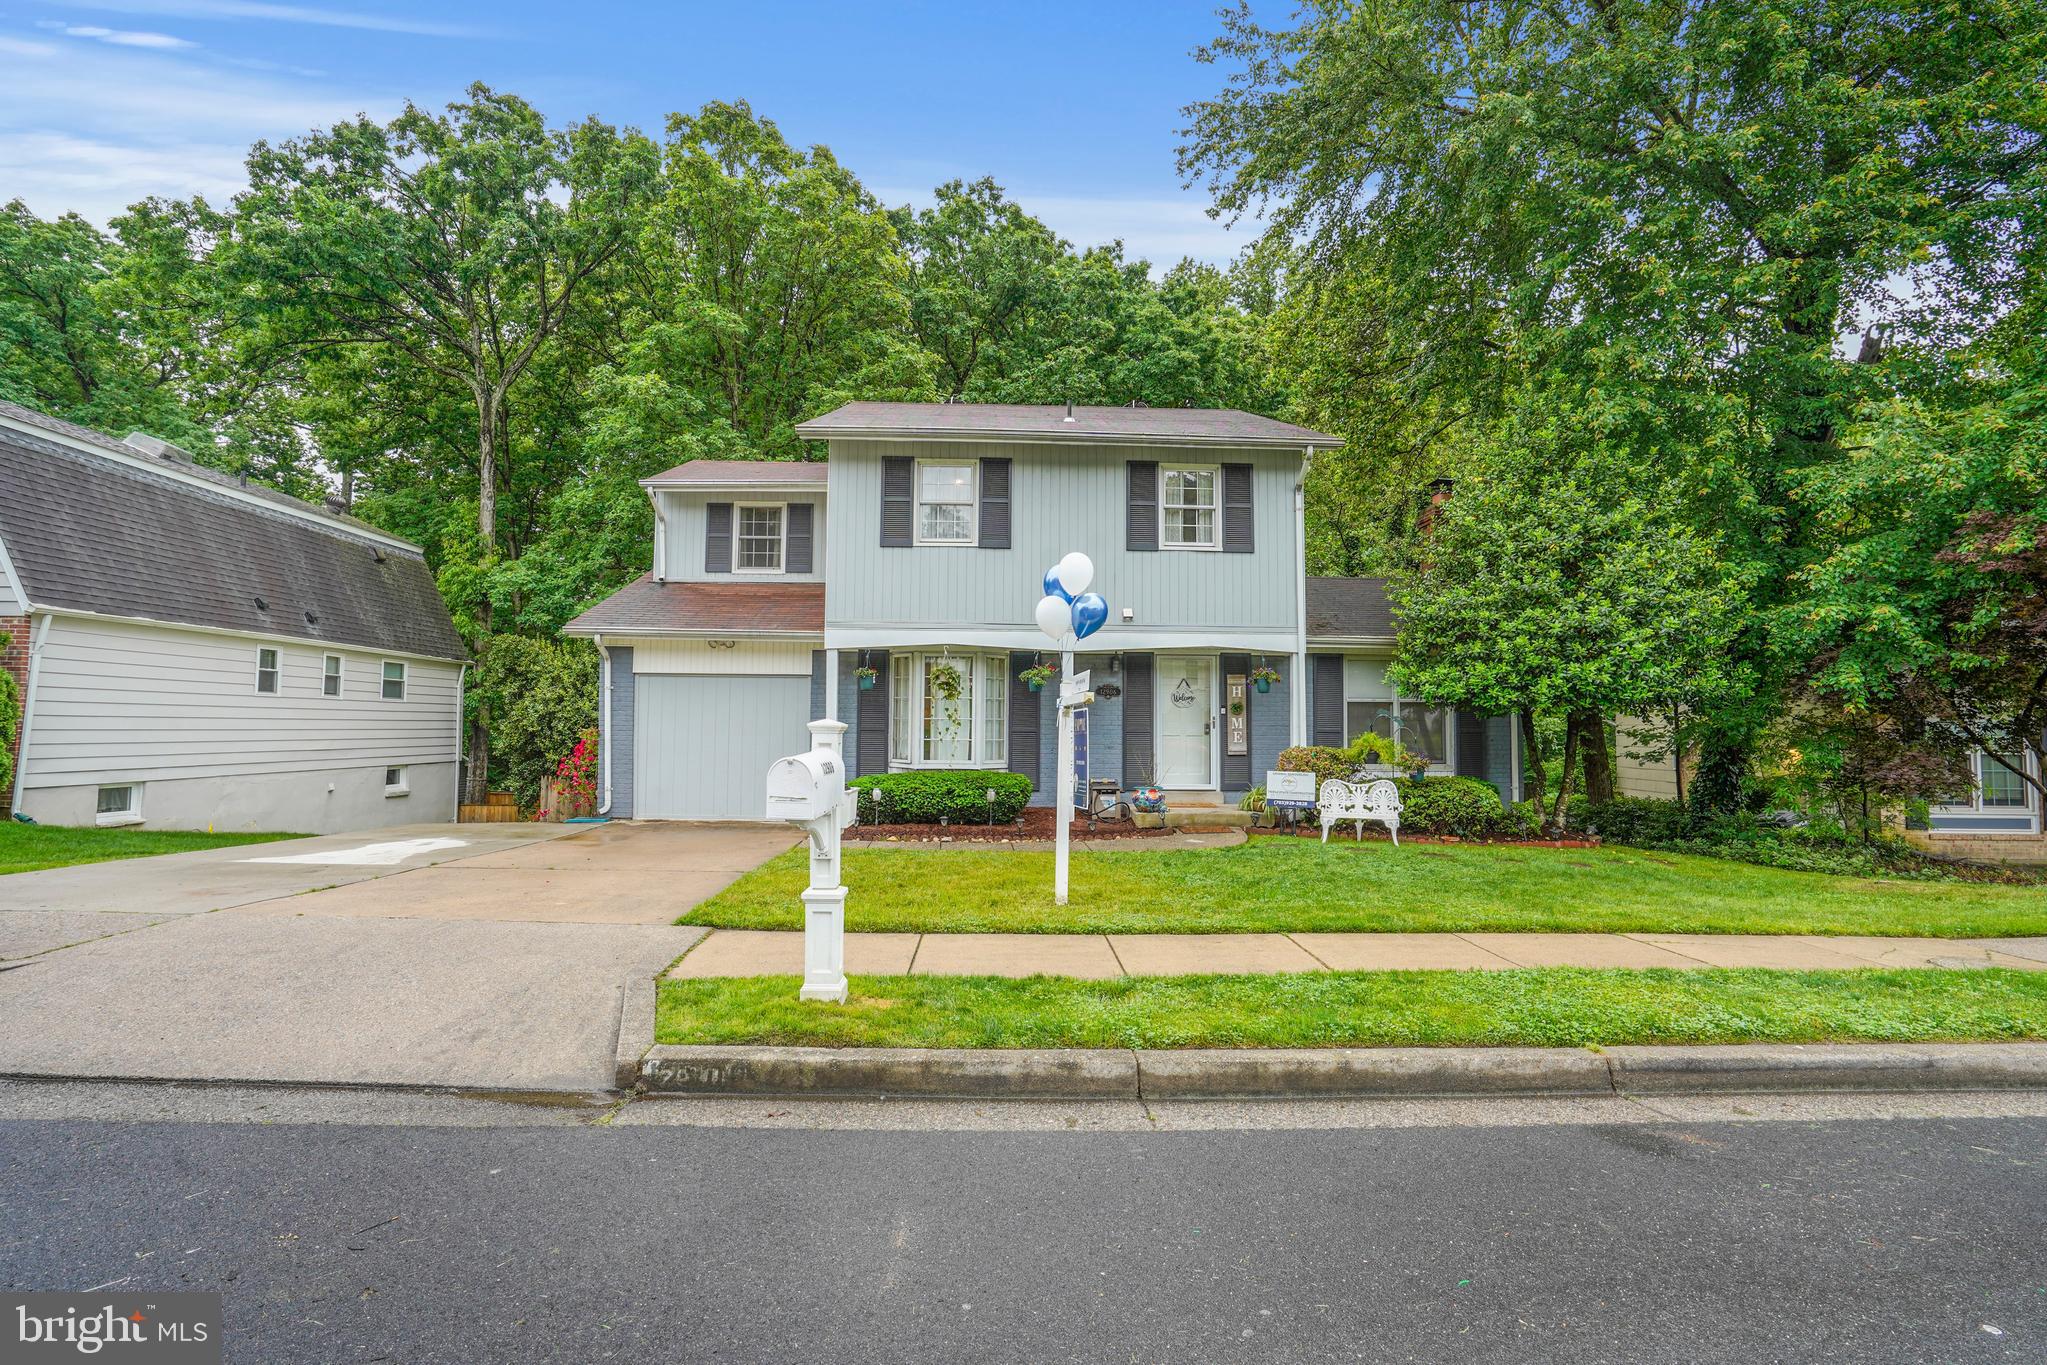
left=847, top=806, right=1176, bottom=843
left=1250, top=826, right=1601, bottom=848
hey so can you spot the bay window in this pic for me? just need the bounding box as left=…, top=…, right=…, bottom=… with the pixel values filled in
left=886, top=651, right=1010, bottom=769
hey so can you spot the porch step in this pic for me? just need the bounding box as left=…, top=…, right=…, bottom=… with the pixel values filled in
left=1158, top=808, right=1257, bottom=830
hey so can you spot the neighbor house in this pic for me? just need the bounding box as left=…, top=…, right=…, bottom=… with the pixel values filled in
left=564, top=403, right=1522, bottom=821
left=0, top=402, right=468, bottom=833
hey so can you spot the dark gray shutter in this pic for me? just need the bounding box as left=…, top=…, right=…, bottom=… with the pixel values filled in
left=1127, top=461, right=1159, bottom=551
left=704, top=502, right=732, bottom=573
left=1455, top=710, right=1488, bottom=779
left=1222, top=463, right=1254, bottom=553
left=1122, top=653, right=1155, bottom=785
left=1221, top=652, right=1251, bottom=789
left=855, top=652, right=889, bottom=778
left=980, top=458, right=1011, bottom=548
left=1312, top=654, right=1344, bottom=746
left=880, top=457, right=913, bottom=547
left=786, top=502, right=814, bottom=574
left=1007, top=651, right=1040, bottom=790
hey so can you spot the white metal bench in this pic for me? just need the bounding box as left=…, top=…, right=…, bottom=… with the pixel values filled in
left=1318, top=778, right=1402, bottom=845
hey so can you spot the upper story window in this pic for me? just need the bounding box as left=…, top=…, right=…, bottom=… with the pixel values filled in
left=322, top=654, right=343, bottom=698
left=1161, top=465, right=1219, bottom=549
left=381, top=660, right=407, bottom=701
left=917, top=461, right=977, bottom=544
left=255, top=647, right=280, bottom=694
left=736, top=504, right=785, bottom=573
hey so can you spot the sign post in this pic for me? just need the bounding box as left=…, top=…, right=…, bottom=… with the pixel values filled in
left=764, top=718, right=856, bottom=1003
left=1036, top=555, right=1107, bottom=907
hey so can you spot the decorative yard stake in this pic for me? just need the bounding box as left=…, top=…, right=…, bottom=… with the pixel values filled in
left=1035, top=553, right=1106, bottom=905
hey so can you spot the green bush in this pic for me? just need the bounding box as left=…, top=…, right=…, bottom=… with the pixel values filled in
left=851, top=770, right=1033, bottom=824
left=467, top=634, right=598, bottom=812
left=0, top=667, right=17, bottom=760
left=1566, top=795, right=1703, bottom=844
left=1276, top=745, right=1352, bottom=788
left=1392, top=776, right=1513, bottom=837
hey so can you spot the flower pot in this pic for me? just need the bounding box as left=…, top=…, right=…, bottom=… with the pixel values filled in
left=858, top=676, right=876, bottom=690
left=1027, top=681, right=1042, bottom=692
left=1254, top=679, right=1271, bottom=693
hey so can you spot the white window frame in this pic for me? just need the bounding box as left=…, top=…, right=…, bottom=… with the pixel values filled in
left=380, top=660, right=407, bottom=701
left=733, top=501, right=787, bottom=575
left=1342, top=657, right=1453, bottom=772
left=95, top=783, right=142, bottom=827
left=886, top=650, right=1008, bottom=769
left=914, top=459, right=978, bottom=546
left=1939, top=747, right=2039, bottom=815
left=322, top=653, right=344, bottom=698
left=384, top=765, right=410, bottom=798
left=1160, top=463, right=1221, bottom=552
left=254, top=646, right=281, bottom=695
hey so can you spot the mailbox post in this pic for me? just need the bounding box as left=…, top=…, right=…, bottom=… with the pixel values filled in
left=764, top=718, right=857, bottom=1003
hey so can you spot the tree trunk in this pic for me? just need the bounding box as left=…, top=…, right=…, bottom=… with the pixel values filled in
left=1520, top=711, right=1546, bottom=806
left=462, top=384, right=501, bottom=809
left=1547, top=720, right=1581, bottom=831
left=1574, top=710, right=1614, bottom=804
left=1669, top=704, right=1686, bottom=807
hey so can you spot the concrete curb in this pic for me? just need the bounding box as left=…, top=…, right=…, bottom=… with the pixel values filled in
left=632, top=1041, right=2047, bottom=1100
left=613, top=973, right=658, bottom=1092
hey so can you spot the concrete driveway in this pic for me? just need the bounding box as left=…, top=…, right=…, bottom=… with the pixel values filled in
left=0, top=821, right=796, bottom=1092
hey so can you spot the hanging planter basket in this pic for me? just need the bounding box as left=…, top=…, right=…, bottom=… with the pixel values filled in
left=1249, top=666, right=1282, bottom=695
left=854, top=666, right=879, bottom=691
left=1018, top=663, right=1056, bottom=693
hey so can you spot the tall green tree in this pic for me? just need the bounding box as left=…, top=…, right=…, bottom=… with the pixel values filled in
left=1185, top=0, right=2047, bottom=806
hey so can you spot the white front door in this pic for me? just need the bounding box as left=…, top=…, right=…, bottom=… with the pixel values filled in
left=1156, top=657, right=1216, bottom=788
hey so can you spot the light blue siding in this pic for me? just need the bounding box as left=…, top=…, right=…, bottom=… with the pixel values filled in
left=608, top=646, right=635, bottom=819
left=823, top=439, right=1302, bottom=633
left=633, top=673, right=811, bottom=819
left=1485, top=714, right=1517, bottom=804
left=1247, top=679, right=1290, bottom=795
left=660, top=490, right=826, bottom=583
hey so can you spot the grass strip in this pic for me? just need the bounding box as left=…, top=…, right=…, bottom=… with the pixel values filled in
left=685, top=840, right=2047, bottom=939
left=655, top=968, right=2047, bottom=1050
left=0, top=825, right=305, bottom=876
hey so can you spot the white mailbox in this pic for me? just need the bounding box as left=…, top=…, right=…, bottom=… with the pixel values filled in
left=765, top=720, right=855, bottom=1004
left=765, top=750, right=841, bottom=822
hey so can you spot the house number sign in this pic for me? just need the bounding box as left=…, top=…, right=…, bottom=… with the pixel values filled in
left=1226, top=674, right=1248, bottom=756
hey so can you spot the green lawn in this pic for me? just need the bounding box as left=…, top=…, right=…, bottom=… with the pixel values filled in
left=656, top=968, right=2047, bottom=1050
left=684, top=839, right=2047, bottom=939
left=0, top=823, right=304, bottom=875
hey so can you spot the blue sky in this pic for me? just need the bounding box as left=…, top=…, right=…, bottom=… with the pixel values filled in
left=0, top=0, right=1261, bottom=266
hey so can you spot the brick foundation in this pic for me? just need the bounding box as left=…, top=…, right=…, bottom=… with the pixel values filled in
left=0, top=614, right=27, bottom=809
left=1904, top=828, right=2047, bottom=866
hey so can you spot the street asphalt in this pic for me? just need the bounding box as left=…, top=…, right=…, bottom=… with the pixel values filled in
left=1, top=1083, right=2041, bottom=1363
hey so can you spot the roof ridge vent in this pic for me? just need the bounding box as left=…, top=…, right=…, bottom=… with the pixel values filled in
left=123, top=431, right=197, bottom=463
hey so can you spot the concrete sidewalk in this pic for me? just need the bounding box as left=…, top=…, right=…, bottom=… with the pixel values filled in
left=667, top=928, right=2047, bottom=979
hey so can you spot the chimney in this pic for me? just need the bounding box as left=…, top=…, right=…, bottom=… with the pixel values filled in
left=1418, top=478, right=1455, bottom=537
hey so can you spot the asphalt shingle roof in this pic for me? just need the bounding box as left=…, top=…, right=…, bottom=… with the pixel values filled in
left=644, top=459, right=827, bottom=485
left=1307, top=577, right=1395, bottom=640
left=563, top=576, right=825, bottom=636
left=0, top=410, right=467, bottom=661
left=795, top=402, right=1342, bottom=448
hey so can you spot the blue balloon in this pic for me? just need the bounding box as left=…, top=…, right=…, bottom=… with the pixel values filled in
left=1043, top=566, right=1072, bottom=603
left=1071, top=592, right=1108, bottom=640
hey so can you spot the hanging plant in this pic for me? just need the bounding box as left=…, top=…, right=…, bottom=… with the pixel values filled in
left=929, top=661, right=965, bottom=701
left=1018, top=663, right=1055, bottom=692
left=1249, top=665, right=1282, bottom=694
left=854, top=666, right=879, bottom=690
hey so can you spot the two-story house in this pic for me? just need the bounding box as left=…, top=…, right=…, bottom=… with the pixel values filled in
left=563, top=403, right=1522, bottom=821
left=0, top=401, right=468, bottom=833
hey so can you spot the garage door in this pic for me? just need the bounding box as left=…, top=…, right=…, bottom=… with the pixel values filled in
left=634, top=674, right=813, bottom=820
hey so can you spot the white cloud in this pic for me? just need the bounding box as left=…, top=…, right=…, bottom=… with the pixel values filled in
left=37, top=20, right=196, bottom=48
left=0, top=30, right=394, bottom=222
left=53, top=0, right=489, bottom=38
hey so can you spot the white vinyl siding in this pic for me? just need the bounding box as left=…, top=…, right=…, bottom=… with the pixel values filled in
left=18, top=616, right=462, bottom=791
left=625, top=640, right=814, bottom=676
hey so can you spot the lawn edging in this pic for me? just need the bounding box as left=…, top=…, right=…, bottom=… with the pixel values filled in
left=630, top=1041, right=2047, bottom=1100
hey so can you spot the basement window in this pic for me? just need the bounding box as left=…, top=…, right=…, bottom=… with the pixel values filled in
left=96, top=784, right=142, bottom=826
left=384, top=766, right=409, bottom=798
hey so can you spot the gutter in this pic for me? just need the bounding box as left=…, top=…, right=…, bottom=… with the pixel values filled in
left=596, top=633, right=614, bottom=816
left=8, top=613, right=52, bottom=817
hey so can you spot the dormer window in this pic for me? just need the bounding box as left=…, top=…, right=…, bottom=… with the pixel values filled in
left=735, top=504, right=785, bottom=573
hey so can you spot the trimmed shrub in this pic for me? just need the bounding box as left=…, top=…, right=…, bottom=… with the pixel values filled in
left=851, top=770, right=1033, bottom=824
left=1391, top=776, right=1512, bottom=837
left=1276, top=745, right=1352, bottom=789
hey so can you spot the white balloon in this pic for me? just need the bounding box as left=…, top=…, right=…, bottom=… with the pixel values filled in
left=1034, top=593, right=1072, bottom=642
left=1054, top=551, right=1094, bottom=596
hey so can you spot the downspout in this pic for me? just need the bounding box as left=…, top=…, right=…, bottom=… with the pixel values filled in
left=9, top=613, right=52, bottom=818
left=1292, top=446, right=1314, bottom=746
left=596, top=633, right=614, bottom=816
left=453, top=659, right=469, bottom=821
left=651, top=493, right=667, bottom=583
